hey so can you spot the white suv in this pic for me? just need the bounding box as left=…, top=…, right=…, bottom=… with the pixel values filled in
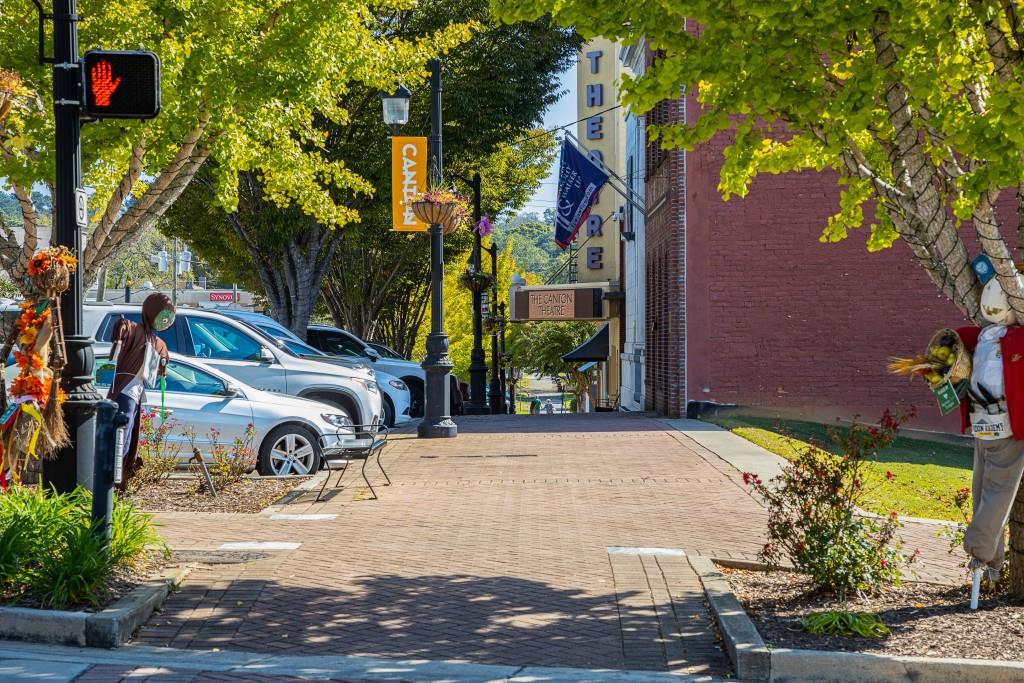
left=84, top=304, right=383, bottom=428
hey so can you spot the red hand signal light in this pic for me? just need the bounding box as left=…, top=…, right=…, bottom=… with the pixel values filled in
left=89, top=59, right=122, bottom=107
left=82, top=50, right=161, bottom=120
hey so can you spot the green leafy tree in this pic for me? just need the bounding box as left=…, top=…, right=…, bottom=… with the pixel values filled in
left=317, top=0, right=579, bottom=349
left=163, top=1, right=575, bottom=340
left=508, top=320, right=596, bottom=412
left=493, top=212, right=568, bottom=282
left=0, top=0, right=470, bottom=292
left=495, top=0, right=1024, bottom=592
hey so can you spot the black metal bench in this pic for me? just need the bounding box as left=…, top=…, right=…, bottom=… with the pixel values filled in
left=316, top=424, right=390, bottom=501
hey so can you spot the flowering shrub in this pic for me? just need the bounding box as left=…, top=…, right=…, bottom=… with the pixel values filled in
left=744, top=410, right=914, bottom=599
left=208, top=423, right=257, bottom=490
left=185, top=423, right=257, bottom=492
left=125, top=410, right=181, bottom=494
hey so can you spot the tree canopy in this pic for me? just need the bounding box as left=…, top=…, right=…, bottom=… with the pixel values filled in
left=0, top=0, right=471, bottom=287
left=494, top=0, right=1024, bottom=323
left=164, top=0, right=578, bottom=345
left=492, top=210, right=568, bottom=282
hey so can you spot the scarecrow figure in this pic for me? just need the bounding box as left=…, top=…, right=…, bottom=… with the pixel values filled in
left=956, top=271, right=1024, bottom=580
left=107, top=292, right=173, bottom=488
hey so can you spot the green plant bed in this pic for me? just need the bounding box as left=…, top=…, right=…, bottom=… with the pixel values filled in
left=0, top=485, right=166, bottom=610
left=709, top=416, right=973, bottom=522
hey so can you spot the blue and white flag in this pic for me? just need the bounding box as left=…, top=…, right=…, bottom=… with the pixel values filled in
left=553, top=139, right=609, bottom=250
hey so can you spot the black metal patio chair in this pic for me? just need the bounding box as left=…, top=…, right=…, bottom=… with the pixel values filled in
left=316, top=424, right=391, bottom=501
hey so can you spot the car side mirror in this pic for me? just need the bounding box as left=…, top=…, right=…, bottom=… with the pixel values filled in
left=365, top=347, right=380, bottom=361
left=259, top=347, right=275, bottom=363
left=222, top=384, right=241, bottom=397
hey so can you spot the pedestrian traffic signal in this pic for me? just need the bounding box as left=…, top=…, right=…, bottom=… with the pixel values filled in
left=82, top=50, right=161, bottom=119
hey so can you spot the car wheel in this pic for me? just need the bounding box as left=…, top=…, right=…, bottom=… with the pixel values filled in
left=258, top=425, right=322, bottom=476
left=406, top=379, right=424, bottom=418
left=382, top=397, right=395, bottom=427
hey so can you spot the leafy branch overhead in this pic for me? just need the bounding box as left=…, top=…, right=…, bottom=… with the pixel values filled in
left=494, top=0, right=1024, bottom=324
left=0, top=0, right=474, bottom=288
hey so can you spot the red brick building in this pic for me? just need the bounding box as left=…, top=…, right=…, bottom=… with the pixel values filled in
left=644, top=88, right=1012, bottom=433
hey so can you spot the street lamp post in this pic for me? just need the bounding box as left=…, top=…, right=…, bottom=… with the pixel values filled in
left=42, top=0, right=103, bottom=492
left=508, top=365, right=522, bottom=415
left=418, top=59, right=456, bottom=438
left=498, top=302, right=508, bottom=414
left=463, top=173, right=489, bottom=415
left=483, top=243, right=503, bottom=415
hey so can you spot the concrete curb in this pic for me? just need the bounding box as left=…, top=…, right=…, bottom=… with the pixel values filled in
left=693, top=558, right=1024, bottom=682
left=0, top=564, right=191, bottom=648
left=0, top=640, right=726, bottom=682
left=688, top=555, right=770, bottom=681
left=260, top=473, right=325, bottom=514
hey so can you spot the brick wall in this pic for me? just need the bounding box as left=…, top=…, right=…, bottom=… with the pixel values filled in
left=645, top=88, right=1019, bottom=431
left=644, top=89, right=687, bottom=417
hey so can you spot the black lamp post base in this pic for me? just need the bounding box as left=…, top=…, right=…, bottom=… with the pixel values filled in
left=417, top=418, right=458, bottom=438
left=42, top=334, right=102, bottom=493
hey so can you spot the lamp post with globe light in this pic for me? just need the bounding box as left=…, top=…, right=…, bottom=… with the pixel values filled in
left=380, top=63, right=456, bottom=438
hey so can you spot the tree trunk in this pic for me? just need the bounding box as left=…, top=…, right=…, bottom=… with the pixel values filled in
left=1010, top=488, right=1024, bottom=595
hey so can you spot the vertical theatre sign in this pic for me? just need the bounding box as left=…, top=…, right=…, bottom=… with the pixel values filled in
left=391, top=136, right=428, bottom=232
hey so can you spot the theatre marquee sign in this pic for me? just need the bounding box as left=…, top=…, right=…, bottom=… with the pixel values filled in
left=513, top=287, right=604, bottom=321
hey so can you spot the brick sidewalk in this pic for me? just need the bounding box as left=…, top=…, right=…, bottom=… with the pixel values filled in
left=130, top=413, right=966, bottom=676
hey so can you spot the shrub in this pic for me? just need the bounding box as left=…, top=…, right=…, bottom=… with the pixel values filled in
left=208, top=424, right=257, bottom=490
left=0, top=485, right=165, bottom=609
left=185, top=424, right=257, bottom=493
left=125, top=411, right=181, bottom=494
left=743, top=410, right=914, bottom=600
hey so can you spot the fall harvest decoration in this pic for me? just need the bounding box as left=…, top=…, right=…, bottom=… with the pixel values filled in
left=888, top=328, right=971, bottom=389
left=0, top=248, right=77, bottom=487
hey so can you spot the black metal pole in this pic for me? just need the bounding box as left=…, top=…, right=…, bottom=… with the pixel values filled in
left=417, top=58, right=456, bottom=439
left=487, top=245, right=501, bottom=414
left=465, top=173, right=489, bottom=415
left=498, top=302, right=507, bottom=414
left=43, top=0, right=102, bottom=493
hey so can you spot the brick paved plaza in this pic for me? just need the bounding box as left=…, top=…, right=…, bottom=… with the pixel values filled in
left=112, top=413, right=966, bottom=679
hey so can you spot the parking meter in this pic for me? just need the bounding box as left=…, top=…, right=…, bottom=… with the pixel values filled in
left=91, top=399, right=129, bottom=548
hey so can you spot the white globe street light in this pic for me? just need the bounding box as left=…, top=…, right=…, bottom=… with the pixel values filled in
left=380, top=85, right=412, bottom=136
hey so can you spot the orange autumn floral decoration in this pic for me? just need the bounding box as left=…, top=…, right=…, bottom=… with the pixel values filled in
left=27, top=246, right=77, bottom=277
left=10, top=303, right=60, bottom=406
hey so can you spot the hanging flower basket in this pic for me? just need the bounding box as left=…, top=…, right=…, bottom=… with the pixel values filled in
left=411, top=200, right=459, bottom=228
left=413, top=187, right=469, bottom=236
left=459, top=270, right=494, bottom=294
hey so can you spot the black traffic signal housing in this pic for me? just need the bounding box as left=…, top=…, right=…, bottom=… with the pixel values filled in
left=82, top=50, right=161, bottom=119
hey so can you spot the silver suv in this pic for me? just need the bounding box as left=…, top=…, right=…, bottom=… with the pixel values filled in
left=84, top=304, right=383, bottom=427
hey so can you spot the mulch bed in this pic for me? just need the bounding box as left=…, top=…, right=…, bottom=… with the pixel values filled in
left=726, top=567, right=1024, bottom=660
left=125, top=476, right=308, bottom=513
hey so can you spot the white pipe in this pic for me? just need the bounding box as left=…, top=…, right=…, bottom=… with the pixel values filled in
left=970, top=567, right=984, bottom=609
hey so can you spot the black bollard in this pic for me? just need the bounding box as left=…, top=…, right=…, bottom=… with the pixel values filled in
left=91, top=399, right=128, bottom=547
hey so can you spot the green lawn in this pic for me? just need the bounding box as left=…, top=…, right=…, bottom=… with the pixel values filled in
left=708, top=416, right=974, bottom=522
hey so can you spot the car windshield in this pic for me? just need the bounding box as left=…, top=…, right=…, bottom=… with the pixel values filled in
left=369, top=342, right=405, bottom=360
left=254, top=321, right=304, bottom=343
left=237, top=320, right=325, bottom=357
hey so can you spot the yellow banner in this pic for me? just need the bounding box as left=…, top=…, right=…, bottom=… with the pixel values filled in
left=391, top=136, right=428, bottom=232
